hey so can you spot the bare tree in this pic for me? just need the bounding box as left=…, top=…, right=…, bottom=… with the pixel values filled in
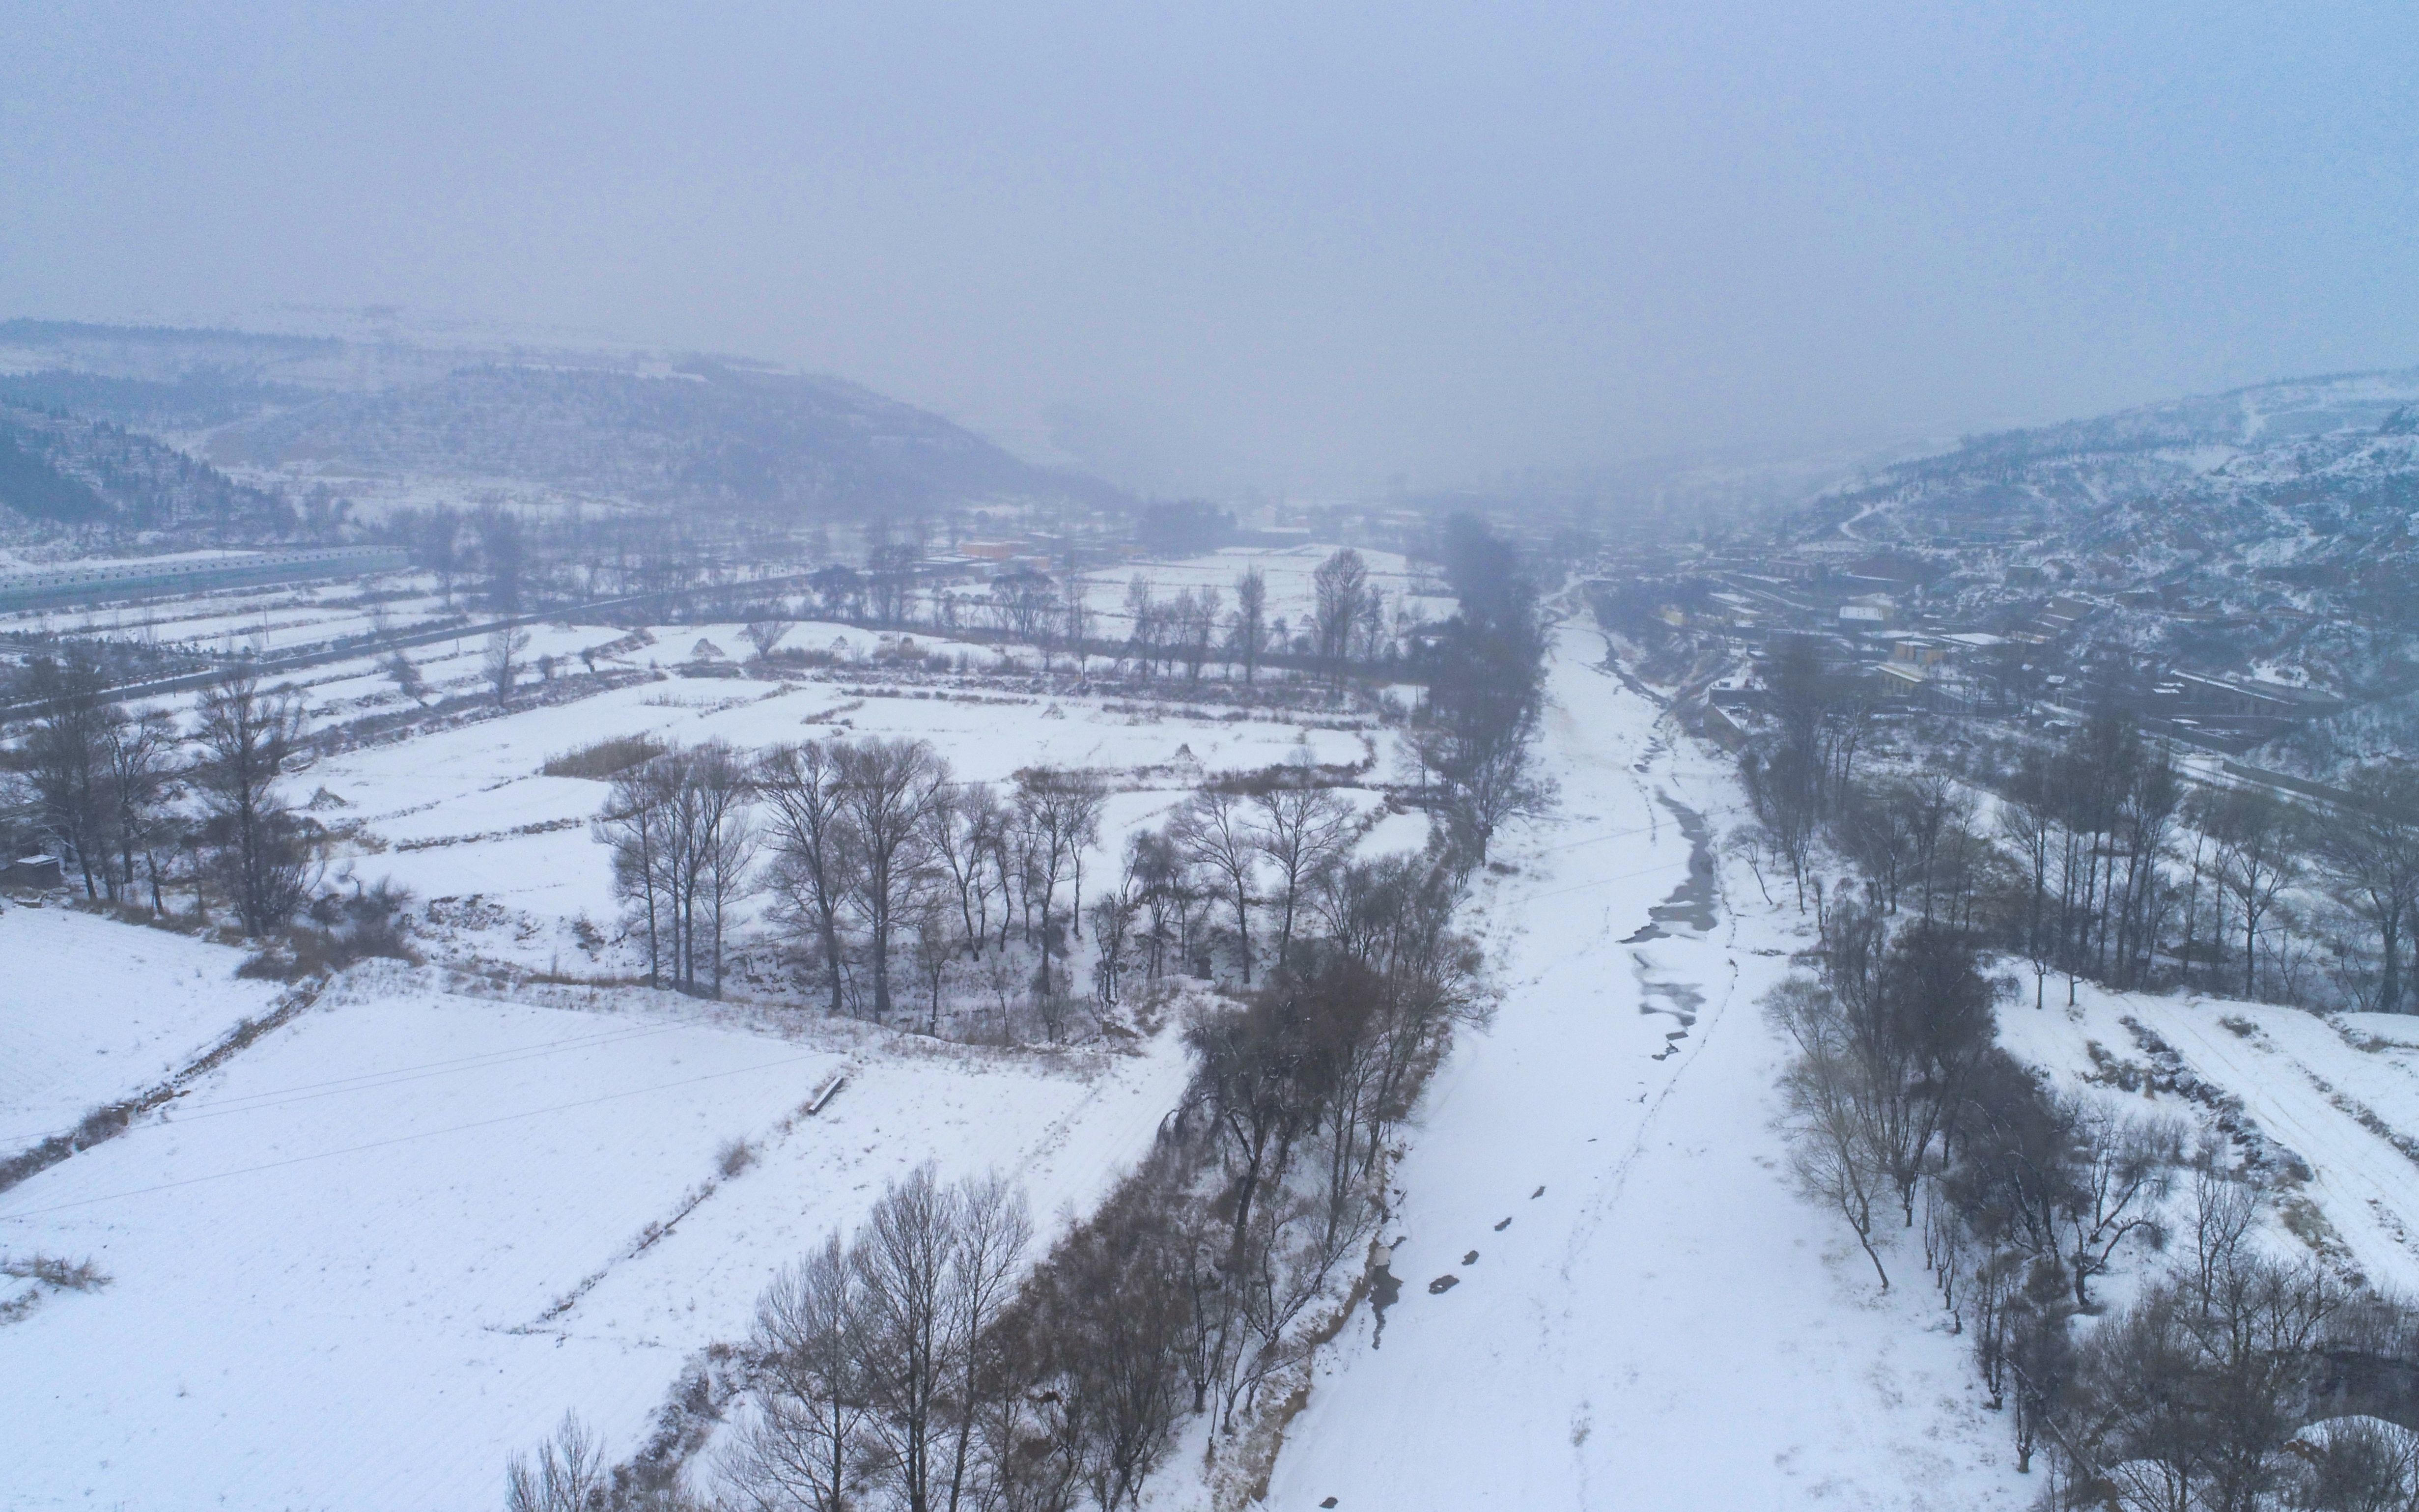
left=596, top=744, right=752, bottom=996
left=2185, top=1155, right=2256, bottom=1310
left=1176, top=586, right=1222, bottom=683
left=1011, top=767, right=1107, bottom=1016
left=2063, top=1105, right=2181, bottom=1307
left=1089, top=887, right=1138, bottom=1009
left=1767, top=977, right=1890, bottom=1288
left=21, top=647, right=118, bottom=899
left=850, top=1168, right=1033, bottom=1512
left=599, top=755, right=678, bottom=988
left=924, top=780, right=1003, bottom=960
left=1999, top=755, right=2059, bottom=1008
left=2208, top=787, right=2302, bottom=998
left=1061, top=570, right=1093, bottom=671
left=505, top=1413, right=608, bottom=1512
left=851, top=1169, right=956, bottom=1512
left=2315, top=768, right=2419, bottom=1014
left=1184, top=992, right=1316, bottom=1269
left=1351, top=581, right=1390, bottom=667
left=997, top=572, right=1056, bottom=652
left=1250, top=771, right=1356, bottom=971
left=1779, top=1033, right=1892, bottom=1289
left=1121, top=576, right=1160, bottom=679
left=475, top=504, right=527, bottom=613
left=193, top=669, right=311, bottom=936
left=836, top=738, right=948, bottom=1023
left=1311, top=548, right=1368, bottom=693
left=688, top=741, right=757, bottom=999
left=759, top=741, right=861, bottom=1015
left=418, top=505, right=462, bottom=606
left=103, top=706, right=177, bottom=912
left=938, top=1175, right=1033, bottom=1511
left=1231, top=567, right=1268, bottom=686
left=868, top=541, right=919, bottom=627
left=484, top=625, right=530, bottom=709
left=725, top=1234, right=870, bottom=1512
left=993, top=1164, right=1190, bottom=1511
left=1409, top=532, right=1549, bottom=862
left=383, top=651, right=428, bottom=707
left=1172, top=788, right=1261, bottom=983
left=744, top=616, right=795, bottom=660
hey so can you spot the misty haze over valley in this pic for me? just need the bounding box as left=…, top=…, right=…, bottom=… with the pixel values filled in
left=5, top=6, right=2419, bottom=1511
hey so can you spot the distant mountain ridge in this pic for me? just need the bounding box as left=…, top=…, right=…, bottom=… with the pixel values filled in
left=1798, top=367, right=2419, bottom=546
left=0, top=319, right=1121, bottom=523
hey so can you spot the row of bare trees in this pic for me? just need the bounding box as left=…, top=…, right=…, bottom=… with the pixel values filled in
left=592, top=725, right=1403, bottom=1036
left=597, top=736, right=1118, bottom=1025
left=720, top=1170, right=1035, bottom=1512
left=509, top=826, right=1484, bottom=1512
left=598, top=742, right=758, bottom=997
left=1739, top=647, right=2419, bottom=1013
left=1402, top=516, right=1552, bottom=861
left=753, top=547, right=1419, bottom=697
left=8, top=653, right=315, bottom=935
left=1767, top=902, right=2419, bottom=1508
left=1992, top=725, right=2419, bottom=1012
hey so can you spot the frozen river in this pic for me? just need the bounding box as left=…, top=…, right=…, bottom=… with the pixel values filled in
left=1255, top=617, right=2029, bottom=1511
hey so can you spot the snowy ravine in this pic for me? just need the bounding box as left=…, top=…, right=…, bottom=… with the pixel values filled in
left=1245, top=621, right=2033, bottom=1511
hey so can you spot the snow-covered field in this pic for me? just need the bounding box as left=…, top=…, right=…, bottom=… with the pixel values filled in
left=1998, top=980, right=2419, bottom=1291
left=0, top=908, right=284, bottom=1139
left=22, top=560, right=2419, bottom=1509
left=296, top=636, right=1381, bottom=973
left=0, top=554, right=1404, bottom=1509
left=0, top=962, right=1191, bottom=1509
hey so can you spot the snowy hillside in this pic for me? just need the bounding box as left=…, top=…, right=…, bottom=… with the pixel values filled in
left=0, top=320, right=1120, bottom=524
left=1788, top=369, right=2419, bottom=705
left=0, top=402, right=295, bottom=532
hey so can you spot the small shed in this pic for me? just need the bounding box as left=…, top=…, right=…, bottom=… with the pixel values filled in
left=1, top=854, right=64, bottom=891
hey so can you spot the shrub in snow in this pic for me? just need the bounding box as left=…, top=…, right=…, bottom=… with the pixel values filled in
left=0, top=1253, right=111, bottom=1291
left=716, top=1138, right=757, bottom=1178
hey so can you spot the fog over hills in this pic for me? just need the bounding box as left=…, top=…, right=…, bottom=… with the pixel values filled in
left=0, top=319, right=1119, bottom=524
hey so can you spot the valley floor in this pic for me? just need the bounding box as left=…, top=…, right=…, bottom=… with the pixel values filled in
left=16, top=597, right=2419, bottom=1511
left=1242, top=621, right=2033, bottom=1511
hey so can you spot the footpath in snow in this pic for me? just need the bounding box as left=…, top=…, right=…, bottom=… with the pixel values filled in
left=1253, top=623, right=2030, bottom=1511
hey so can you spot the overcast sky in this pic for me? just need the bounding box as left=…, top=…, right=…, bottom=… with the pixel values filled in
left=5, top=1, right=2415, bottom=494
